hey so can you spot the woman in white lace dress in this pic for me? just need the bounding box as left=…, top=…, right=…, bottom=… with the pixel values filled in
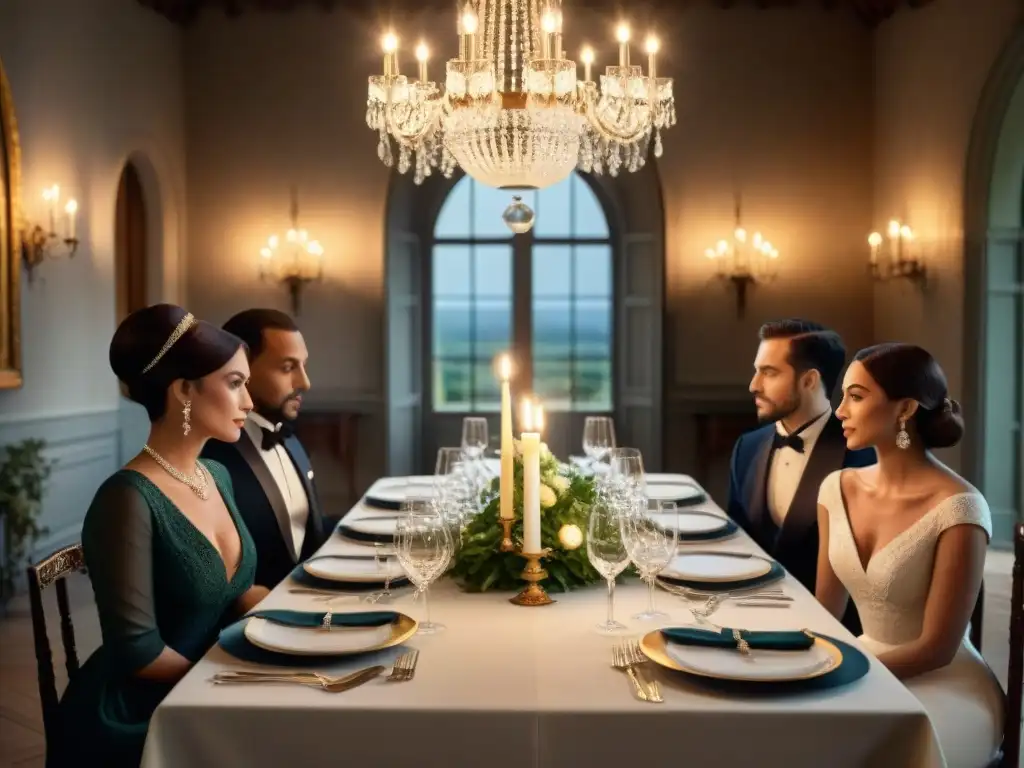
left=815, top=343, right=1004, bottom=768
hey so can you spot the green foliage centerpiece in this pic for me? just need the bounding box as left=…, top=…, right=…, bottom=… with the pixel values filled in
left=451, top=441, right=603, bottom=593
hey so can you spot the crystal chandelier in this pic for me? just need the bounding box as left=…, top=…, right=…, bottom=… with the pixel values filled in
left=365, top=0, right=676, bottom=193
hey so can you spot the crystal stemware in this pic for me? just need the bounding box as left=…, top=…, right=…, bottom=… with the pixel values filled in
left=395, top=501, right=453, bottom=634
left=586, top=498, right=631, bottom=634
left=622, top=500, right=678, bottom=621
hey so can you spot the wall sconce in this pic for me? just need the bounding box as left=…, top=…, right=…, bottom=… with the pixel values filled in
left=22, top=184, right=79, bottom=283
left=703, top=195, right=779, bottom=317
left=259, top=186, right=324, bottom=315
left=868, top=219, right=926, bottom=285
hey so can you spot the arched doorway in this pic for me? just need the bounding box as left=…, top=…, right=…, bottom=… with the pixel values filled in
left=385, top=165, right=665, bottom=474
left=963, top=29, right=1024, bottom=547
left=114, top=160, right=148, bottom=323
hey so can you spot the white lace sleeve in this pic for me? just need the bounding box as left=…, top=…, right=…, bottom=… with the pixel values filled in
left=935, top=493, right=993, bottom=542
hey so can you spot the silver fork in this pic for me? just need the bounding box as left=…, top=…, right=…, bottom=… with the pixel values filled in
left=625, top=641, right=663, bottom=703
left=611, top=643, right=649, bottom=701
left=386, top=649, right=419, bottom=682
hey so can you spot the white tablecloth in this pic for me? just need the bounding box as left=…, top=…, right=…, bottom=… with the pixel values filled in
left=141, top=476, right=942, bottom=768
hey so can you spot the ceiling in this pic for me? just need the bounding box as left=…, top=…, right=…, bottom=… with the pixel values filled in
left=135, top=0, right=936, bottom=27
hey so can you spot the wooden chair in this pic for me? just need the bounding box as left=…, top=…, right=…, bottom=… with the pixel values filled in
left=26, top=543, right=87, bottom=751
left=999, top=522, right=1024, bottom=768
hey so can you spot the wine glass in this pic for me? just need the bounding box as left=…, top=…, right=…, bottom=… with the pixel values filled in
left=586, top=498, right=631, bottom=634
left=582, top=416, right=616, bottom=470
left=395, top=501, right=453, bottom=634
left=461, top=417, right=488, bottom=460
left=621, top=500, right=678, bottom=621
left=607, top=447, right=645, bottom=502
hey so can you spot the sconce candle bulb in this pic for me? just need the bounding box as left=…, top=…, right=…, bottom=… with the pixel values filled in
left=868, top=217, right=925, bottom=284
left=259, top=186, right=324, bottom=315
left=703, top=193, right=779, bottom=317
left=22, top=183, right=80, bottom=283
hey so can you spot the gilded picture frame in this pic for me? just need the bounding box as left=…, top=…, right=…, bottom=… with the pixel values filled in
left=0, top=55, right=23, bottom=390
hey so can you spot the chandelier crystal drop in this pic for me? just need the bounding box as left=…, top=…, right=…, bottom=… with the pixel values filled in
left=365, top=0, right=676, bottom=190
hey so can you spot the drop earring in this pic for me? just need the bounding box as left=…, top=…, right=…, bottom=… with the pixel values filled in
left=896, top=417, right=910, bottom=450
left=182, top=401, right=192, bottom=436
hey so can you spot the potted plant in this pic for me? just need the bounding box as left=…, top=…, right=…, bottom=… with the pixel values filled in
left=0, top=439, right=53, bottom=615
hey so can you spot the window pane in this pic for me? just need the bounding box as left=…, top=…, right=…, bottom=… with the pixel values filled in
left=534, top=359, right=572, bottom=409
left=572, top=175, right=609, bottom=238
left=533, top=176, right=572, bottom=237
left=573, top=359, right=613, bottom=410
left=433, top=246, right=471, bottom=295
left=574, top=245, right=612, bottom=297
left=574, top=299, right=612, bottom=358
left=532, top=245, right=571, bottom=297
left=474, top=299, right=512, bottom=360
left=434, top=360, right=471, bottom=411
left=471, top=359, right=502, bottom=409
left=472, top=183, right=518, bottom=238
left=532, top=299, right=572, bottom=360
left=473, top=245, right=512, bottom=297
left=435, top=178, right=471, bottom=238
left=433, top=299, right=471, bottom=357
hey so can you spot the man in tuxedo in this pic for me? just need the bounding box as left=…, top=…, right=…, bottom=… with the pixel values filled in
left=202, top=309, right=329, bottom=588
left=727, top=319, right=875, bottom=633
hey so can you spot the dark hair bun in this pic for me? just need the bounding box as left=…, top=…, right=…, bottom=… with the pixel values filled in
left=110, top=304, right=244, bottom=422
left=915, top=398, right=964, bottom=449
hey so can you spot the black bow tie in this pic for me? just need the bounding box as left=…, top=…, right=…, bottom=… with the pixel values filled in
left=772, top=432, right=805, bottom=453
left=260, top=423, right=293, bottom=451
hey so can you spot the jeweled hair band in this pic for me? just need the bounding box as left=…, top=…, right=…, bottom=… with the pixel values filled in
left=141, top=313, right=196, bottom=374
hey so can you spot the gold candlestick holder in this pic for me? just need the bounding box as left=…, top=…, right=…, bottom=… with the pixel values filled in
left=499, top=517, right=515, bottom=552
left=510, top=547, right=555, bottom=606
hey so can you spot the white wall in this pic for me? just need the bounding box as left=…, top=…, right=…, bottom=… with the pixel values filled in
left=0, top=0, right=186, bottom=555
left=0, top=0, right=187, bottom=421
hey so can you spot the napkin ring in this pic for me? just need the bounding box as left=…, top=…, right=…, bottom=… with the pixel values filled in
left=732, top=628, right=751, bottom=655
left=321, top=611, right=333, bottom=632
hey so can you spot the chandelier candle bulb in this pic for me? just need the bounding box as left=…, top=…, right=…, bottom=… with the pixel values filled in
left=462, top=7, right=478, bottom=60
left=616, top=23, right=630, bottom=67
left=416, top=42, right=429, bottom=82
left=645, top=36, right=659, bottom=80
left=581, top=46, right=594, bottom=82
left=520, top=398, right=542, bottom=555
left=541, top=11, right=556, bottom=60
left=554, top=10, right=563, bottom=62
left=382, top=33, right=398, bottom=77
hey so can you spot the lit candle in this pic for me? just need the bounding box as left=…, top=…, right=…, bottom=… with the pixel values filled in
left=382, top=33, right=398, bottom=77
left=645, top=35, right=659, bottom=80
left=554, top=9, right=563, bottom=61
left=415, top=41, right=429, bottom=82
left=868, top=231, right=882, bottom=265
left=541, top=10, right=556, bottom=60
left=43, top=185, right=59, bottom=234
left=616, top=23, right=630, bottom=67
left=520, top=398, right=542, bottom=554
left=888, top=219, right=901, bottom=265
left=462, top=6, right=478, bottom=60
left=581, top=46, right=594, bottom=82
left=64, top=199, right=77, bottom=240
left=498, top=354, right=514, bottom=520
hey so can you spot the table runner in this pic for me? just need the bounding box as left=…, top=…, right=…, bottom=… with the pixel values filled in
left=141, top=475, right=942, bottom=768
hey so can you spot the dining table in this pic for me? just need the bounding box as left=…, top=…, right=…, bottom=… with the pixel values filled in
left=140, top=472, right=943, bottom=768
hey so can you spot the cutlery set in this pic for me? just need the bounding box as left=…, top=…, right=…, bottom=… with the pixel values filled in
left=210, top=649, right=420, bottom=693
left=612, top=640, right=663, bottom=703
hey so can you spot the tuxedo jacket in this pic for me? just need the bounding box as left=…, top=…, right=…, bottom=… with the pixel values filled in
left=202, top=432, right=329, bottom=589
left=726, top=415, right=875, bottom=634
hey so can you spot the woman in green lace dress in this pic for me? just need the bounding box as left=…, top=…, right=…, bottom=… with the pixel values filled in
left=50, top=305, right=270, bottom=768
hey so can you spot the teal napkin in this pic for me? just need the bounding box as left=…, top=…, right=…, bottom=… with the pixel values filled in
left=245, top=609, right=399, bottom=629
left=662, top=626, right=813, bottom=652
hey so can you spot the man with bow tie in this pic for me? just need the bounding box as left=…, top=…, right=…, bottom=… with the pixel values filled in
left=727, top=319, right=875, bottom=633
left=202, top=309, right=329, bottom=588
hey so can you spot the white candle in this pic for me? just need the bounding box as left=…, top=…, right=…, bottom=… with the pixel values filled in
left=616, top=23, right=630, bottom=67
left=64, top=199, right=78, bottom=240
left=499, top=354, right=514, bottom=520
left=645, top=36, right=659, bottom=80
left=382, top=33, right=398, bottom=77
left=415, top=42, right=429, bottom=82
left=581, top=46, right=593, bottom=83
left=520, top=398, right=541, bottom=554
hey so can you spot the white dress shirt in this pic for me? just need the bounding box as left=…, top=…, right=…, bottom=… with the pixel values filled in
left=244, top=412, right=310, bottom=560
left=767, top=409, right=831, bottom=527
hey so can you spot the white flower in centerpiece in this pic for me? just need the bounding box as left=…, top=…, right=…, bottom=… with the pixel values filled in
left=540, top=484, right=557, bottom=509
left=558, top=523, right=583, bottom=550
left=540, top=442, right=552, bottom=458
left=550, top=475, right=570, bottom=495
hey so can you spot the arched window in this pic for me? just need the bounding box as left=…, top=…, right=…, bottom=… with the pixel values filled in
left=431, top=172, right=613, bottom=414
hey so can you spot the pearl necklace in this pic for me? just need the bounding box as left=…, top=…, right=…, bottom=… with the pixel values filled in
left=143, top=445, right=210, bottom=500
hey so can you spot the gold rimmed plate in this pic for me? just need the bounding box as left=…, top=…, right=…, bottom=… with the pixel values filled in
left=639, top=629, right=843, bottom=683
left=243, top=612, right=418, bottom=657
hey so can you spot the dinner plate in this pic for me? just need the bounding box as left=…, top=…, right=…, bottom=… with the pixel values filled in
left=344, top=517, right=399, bottom=536
left=303, top=555, right=405, bottom=583
left=364, top=477, right=435, bottom=509
left=640, top=629, right=842, bottom=682
left=243, top=612, right=417, bottom=656
left=646, top=481, right=706, bottom=506
left=661, top=551, right=773, bottom=583
left=649, top=510, right=728, bottom=536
